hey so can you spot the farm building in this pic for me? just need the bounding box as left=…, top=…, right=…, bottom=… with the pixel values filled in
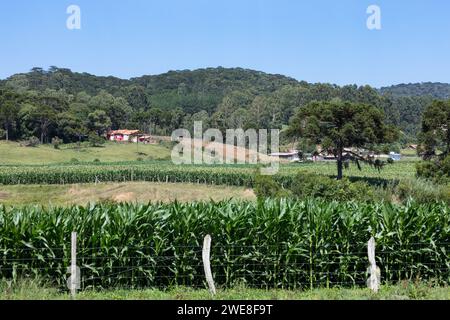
left=269, top=150, right=301, bottom=162
left=107, top=130, right=156, bottom=144
left=131, top=135, right=156, bottom=144
left=107, top=130, right=141, bottom=142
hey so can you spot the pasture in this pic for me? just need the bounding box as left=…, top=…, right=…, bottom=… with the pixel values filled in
left=0, top=141, right=172, bottom=165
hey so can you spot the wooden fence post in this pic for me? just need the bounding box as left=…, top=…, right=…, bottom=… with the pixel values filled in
left=202, top=235, right=216, bottom=295
left=367, top=237, right=380, bottom=293
left=70, top=232, right=79, bottom=298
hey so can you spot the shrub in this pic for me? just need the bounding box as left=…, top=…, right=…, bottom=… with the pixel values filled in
left=395, top=179, right=450, bottom=204
left=254, top=173, right=291, bottom=199
left=88, top=134, right=106, bottom=147
left=69, top=158, right=79, bottom=164
left=416, top=161, right=439, bottom=180
left=51, top=137, right=62, bottom=149
left=290, top=172, right=375, bottom=202
left=93, top=159, right=101, bottom=163
left=416, top=154, right=450, bottom=183
left=22, top=136, right=40, bottom=147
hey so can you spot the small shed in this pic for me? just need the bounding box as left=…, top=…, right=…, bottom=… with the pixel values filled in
left=269, top=150, right=301, bottom=162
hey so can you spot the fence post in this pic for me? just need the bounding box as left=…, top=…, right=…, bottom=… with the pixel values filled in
left=367, top=237, right=380, bottom=293
left=70, top=232, right=78, bottom=298
left=202, top=235, right=216, bottom=295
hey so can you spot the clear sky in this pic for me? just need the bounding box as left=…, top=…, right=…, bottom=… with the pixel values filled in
left=0, top=0, right=449, bottom=87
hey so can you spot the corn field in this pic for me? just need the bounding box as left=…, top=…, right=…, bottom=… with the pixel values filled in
left=0, top=199, right=448, bottom=290
left=0, top=163, right=393, bottom=187
left=0, top=164, right=287, bottom=187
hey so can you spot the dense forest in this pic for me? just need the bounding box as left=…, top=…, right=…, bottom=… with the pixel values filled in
left=379, top=82, right=450, bottom=99
left=0, top=67, right=446, bottom=144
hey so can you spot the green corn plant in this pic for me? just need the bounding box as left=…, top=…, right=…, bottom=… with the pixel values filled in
left=0, top=199, right=448, bottom=290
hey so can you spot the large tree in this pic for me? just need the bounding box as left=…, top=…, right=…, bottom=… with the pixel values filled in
left=0, top=89, right=21, bottom=141
left=19, top=103, right=56, bottom=144
left=288, top=101, right=398, bottom=180
left=419, top=100, right=450, bottom=159
left=87, top=110, right=112, bottom=136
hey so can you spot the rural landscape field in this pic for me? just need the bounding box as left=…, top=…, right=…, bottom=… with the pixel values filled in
left=0, top=1, right=449, bottom=304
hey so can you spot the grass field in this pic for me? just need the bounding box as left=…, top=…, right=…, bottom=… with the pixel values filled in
left=0, top=141, right=418, bottom=181
left=0, top=141, right=172, bottom=165
left=1, top=281, right=448, bottom=300
left=0, top=182, right=255, bottom=206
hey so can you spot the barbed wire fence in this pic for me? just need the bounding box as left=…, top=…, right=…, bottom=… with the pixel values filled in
left=0, top=234, right=448, bottom=298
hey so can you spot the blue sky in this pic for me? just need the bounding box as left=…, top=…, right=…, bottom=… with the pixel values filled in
left=0, top=0, right=449, bottom=87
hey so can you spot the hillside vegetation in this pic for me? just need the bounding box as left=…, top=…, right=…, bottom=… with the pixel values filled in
left=379, top=82, right=450, bottom=99
left=1, top=67, right=446, bottom=143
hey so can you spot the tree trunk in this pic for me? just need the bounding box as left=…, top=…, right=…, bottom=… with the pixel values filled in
left=5, top=128, right=8, bottom=141
left=337, top=149, right=343, bottom=180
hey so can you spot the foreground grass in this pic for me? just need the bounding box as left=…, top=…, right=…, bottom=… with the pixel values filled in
left=0, top=182, right=255, bottom=206
left=0, top=141, right=171, bottom=165
left=0, top=281, right=448, bottom=300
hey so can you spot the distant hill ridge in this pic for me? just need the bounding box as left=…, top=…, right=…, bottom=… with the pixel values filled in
left=379, top=82, right=450, bottom=99
left=0, top=67, right=449, bottom=141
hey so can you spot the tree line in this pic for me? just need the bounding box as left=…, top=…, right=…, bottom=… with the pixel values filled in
left=0, top=66, right=444, bottom=144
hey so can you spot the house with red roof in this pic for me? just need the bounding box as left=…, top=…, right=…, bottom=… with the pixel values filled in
left=107, top=130, right=141, bottom=142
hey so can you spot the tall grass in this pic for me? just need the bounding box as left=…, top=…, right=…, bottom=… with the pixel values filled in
left=0, top=199, right=448, bottom=290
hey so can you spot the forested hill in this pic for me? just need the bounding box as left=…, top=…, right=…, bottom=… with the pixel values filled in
left=379, top=82, right=450, bottom=99
left=2, top=67, right=299, bottom=97
left=0, top=66, right=448, bottom=143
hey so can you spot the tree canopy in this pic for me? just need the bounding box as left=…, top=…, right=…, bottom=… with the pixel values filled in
left=419, top=100, right=450, bottom=159
left=288, top=101, right=399, bottom=179
left=0, top=66, right=445, bottom=144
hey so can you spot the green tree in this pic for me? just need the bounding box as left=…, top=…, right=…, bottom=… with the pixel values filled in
left=19, top=103, right=56, bottom=144
left=87, top=110, right=111, bottom=136
left=419, top=100, right=450, bottom=159
left=0, top=90, right=20, bottom=141
left=288, top=101, right=398, bottom=180
left=56, top=112, right=88, bottom=143
left=88, top=91, right=132, bottom=129
left=88, top=133, right=106, bottom=147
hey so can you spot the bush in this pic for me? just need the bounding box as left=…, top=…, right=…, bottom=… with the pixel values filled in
left=416, top=161, right=438, bottom=180
left=51, top=137, right=62, bottom=149
left=93, top=159, right=101, bottom=163
left=254, top=173, right=291, bottom=199
left=88, top=134, right=106, bottom=147
left=70, top=158, right=79, bottom=164
left=22, top=136, right=40, bottom=147
left=395, top=179, right=450, bottom=204
left=416, top=155, right=450, bottom=183
left=290, top=172, right=376, bottom=202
